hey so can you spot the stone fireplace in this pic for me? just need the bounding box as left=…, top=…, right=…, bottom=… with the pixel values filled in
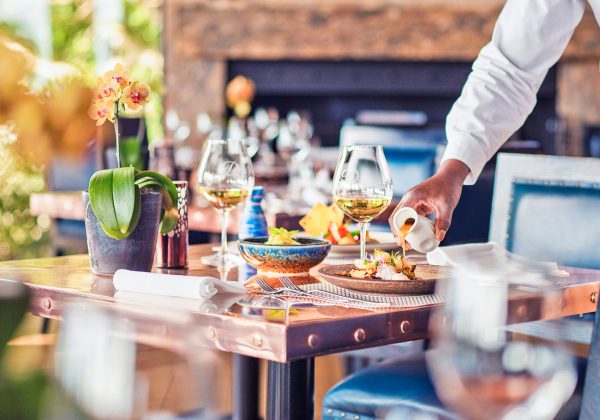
left=164, top=0, right=600, bottom=153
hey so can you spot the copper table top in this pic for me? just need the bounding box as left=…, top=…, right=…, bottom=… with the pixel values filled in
left=1, top=244, right=599, bottom=363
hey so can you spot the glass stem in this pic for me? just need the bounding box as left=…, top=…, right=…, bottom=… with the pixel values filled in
left=359, top=222, right=367, bottom=261
left=221, top=209, right=230, bottom=257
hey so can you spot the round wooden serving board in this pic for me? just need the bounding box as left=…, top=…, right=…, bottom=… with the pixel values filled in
left=315, top=263, right=451, bottom=294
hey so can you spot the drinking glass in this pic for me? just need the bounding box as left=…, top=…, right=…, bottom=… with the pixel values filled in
left=197, top=138, right=254, bottom=268
left=427, top=265, right=577, bottom=420
left=332, top=145, right=393, bottom=260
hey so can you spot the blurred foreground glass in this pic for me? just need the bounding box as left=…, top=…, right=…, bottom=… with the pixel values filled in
left=333, top=145, right=393, bottom=260
left=55, top=302, right=230, bottom=419
left=427, top=268, right=577, bottom=420
left=156, top=181, right=189, bottom=268
left=197, top=139, right=254, bottom=268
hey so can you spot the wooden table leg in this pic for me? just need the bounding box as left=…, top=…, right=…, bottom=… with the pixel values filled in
left=267, top=358, right=315, bottom=420
left=233, top=355, right=260, bottom=420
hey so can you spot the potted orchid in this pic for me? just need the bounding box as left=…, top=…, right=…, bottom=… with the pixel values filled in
left=86, top=64, right=178, bottom=275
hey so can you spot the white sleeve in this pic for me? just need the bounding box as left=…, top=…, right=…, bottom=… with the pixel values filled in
left=443, top=0, right=586, bottom=185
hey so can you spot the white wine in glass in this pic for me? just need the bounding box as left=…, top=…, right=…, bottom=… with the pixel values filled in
left=332, top=145, right=393, bottom=260
left=197, top=139, right=254, bottom=268
left=202, top=188, right=250, bottom=210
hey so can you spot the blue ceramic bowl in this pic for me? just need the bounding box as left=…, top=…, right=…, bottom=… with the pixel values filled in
left=238, top=237, right=331, bottom=274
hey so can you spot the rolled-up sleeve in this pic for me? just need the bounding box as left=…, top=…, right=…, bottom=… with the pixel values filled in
left=443, top=0, right=586, bottom=184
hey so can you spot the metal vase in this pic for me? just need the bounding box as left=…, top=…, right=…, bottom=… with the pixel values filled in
left=155, top=181, right=189, bottom=268
left=83, top=190, right=162, bottom=276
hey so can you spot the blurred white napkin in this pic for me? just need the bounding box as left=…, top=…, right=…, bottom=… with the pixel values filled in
left=113, top=270, right=246, bottom=300
left=115, top=291, right=243, bottom=314
left=426, top=242, right=569, bottom=278
left=115, top=291, right=219, bottom=313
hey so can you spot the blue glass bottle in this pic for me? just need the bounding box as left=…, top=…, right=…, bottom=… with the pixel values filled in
left=238, top=186, right=268, bottom=240
left=238, top=186, right=267, bottom=281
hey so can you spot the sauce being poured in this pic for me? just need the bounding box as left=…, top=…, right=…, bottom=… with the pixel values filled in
left=398, top=218, right=415, bottom=259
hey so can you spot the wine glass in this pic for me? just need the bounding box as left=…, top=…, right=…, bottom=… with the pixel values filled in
left=332, top=145, right=393, bottom=260
left=197, top=138, right=254, bottom=268
left=427, top=265, right=577, bottom=420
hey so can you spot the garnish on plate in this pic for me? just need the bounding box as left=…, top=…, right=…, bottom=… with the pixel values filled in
left=265, top=227, right=300, bottom=245
left=299, top=203, right=377, bottom=245
left=346, top=249, right=417, bottom=280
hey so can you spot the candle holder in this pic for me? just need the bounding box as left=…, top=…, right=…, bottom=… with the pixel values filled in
left=156, top=181, right=189, bottom=268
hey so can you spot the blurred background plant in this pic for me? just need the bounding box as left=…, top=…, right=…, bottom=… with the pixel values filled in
left=0, top=0, right=164, bottom=260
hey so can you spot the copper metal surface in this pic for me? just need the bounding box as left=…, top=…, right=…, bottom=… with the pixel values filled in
left=1, top=244, right=599, bottom=362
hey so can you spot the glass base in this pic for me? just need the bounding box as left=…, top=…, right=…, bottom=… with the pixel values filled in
left=201, top=252, right=245, bottom=269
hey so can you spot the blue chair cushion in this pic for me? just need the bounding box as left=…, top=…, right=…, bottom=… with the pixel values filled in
left=322, top=354, right=457, bottom=420
left=323, top=353, right=588, bottom=420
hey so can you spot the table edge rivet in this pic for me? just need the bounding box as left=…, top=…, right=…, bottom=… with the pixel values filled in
left=252, top=333, right=263, bottom=347
left=307, top=334, right=319, bottom=348
left=400, top=320, right=411, bottom=334
left=353, top=328, right=366, bottom=342
left=207, top=327, right=216, bottom=340
left=43, top=298, right=52, bottom=310
left=592, top=292, right=597, bottom=304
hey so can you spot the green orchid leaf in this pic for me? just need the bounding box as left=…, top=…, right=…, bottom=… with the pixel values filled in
left=160, top=206, right=179, bottom=234
left=89, top=169, right=120, bottom=235
left=89, top=168, right=142, bottom=240
left=88, top=168, right=177, bottom=240
left=126, top=186, right=142, bottom=235
left=112, top=167, right=136, bottom=233
left=134, top=170, right=178, bottom=234
left=135, top=171, right=178, bottom=206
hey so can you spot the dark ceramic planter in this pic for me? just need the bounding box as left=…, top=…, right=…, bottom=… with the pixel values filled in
left=83, top=191, right=162, bottom=276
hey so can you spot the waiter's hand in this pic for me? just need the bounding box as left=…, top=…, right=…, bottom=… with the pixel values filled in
left=389, top=159, right=470, bottom=243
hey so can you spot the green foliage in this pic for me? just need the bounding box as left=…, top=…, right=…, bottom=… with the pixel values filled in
left=88, top=168, right=177, bottom=240
left=0, top=1, right=166, bottom=260
left=0, top=141, right=50, bottom=261
left=50, top=0, right=95, bottom=80
left=124, top=0, right=161, bottom=49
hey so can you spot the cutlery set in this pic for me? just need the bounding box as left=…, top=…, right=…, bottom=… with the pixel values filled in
left=253, top=276, right=391, bottom=309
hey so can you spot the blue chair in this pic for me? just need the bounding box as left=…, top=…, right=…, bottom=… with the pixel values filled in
left=47, top=145, right=97, bottom=255
left=339, top=124, right=446, bottom=197
left=323, top=153, right=600, bottom=419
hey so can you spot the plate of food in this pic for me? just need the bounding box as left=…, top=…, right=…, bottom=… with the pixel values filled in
left=316, top=249, right=450, bottom=294
left=299, top=203, right=399, bottom=255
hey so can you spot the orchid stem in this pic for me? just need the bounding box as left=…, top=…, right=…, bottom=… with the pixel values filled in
left=114, top=101, right=121, bottom=168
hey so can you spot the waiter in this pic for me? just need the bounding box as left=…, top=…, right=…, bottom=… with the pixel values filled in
left=391, top=0, right=600, bottom=241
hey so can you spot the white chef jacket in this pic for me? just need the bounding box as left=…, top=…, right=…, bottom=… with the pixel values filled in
left=443, top=0, right=600, bottom=184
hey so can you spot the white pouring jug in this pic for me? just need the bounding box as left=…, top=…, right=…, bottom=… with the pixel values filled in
left=390, top=207, right=440, bottom=253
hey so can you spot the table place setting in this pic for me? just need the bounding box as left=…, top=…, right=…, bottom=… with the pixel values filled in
left=249, top=276, right=446, bottom=309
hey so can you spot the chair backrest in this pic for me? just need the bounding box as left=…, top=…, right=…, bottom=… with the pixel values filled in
left=489, top=153, right=600, bottom=269
left=340, top=125, right=446, bottom=196
left=47, top=144, right=97, bottom=192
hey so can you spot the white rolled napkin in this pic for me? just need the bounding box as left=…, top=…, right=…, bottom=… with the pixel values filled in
left=426, top=242, right=569, bottom=278
left=115, top=291, right=219, bottom=313
left=113, top=269, right=247, bottom=300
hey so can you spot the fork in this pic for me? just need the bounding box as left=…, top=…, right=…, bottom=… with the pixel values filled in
left=280, top=276, right=392, bottom=308
left=254, top=277, right=346, bottom=305
left=253, top=295, right=287, bottom=309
